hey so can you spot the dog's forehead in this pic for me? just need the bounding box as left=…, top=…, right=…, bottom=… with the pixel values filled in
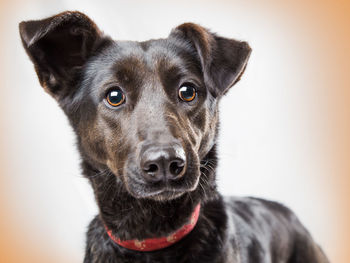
left=110, top=39, right=193, bottom=76
left=84, top=38, right=201, bottom=97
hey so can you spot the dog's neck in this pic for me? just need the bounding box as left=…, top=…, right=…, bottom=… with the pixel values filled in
left=81, top=145, right=218, bottom=241
left=104, top=203, right=201, bottom=251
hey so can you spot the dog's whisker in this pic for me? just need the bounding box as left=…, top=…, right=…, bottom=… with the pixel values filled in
left=89, top=169, right=111, bottom=179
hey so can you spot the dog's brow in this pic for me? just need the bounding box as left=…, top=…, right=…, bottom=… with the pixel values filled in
left=111, top=56, right=148, bottom=86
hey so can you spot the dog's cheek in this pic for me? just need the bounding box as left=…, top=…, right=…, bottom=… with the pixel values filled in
left=193, top=103, right=219, bottom=160
left=106, top=141, right=131, bottom=177
left=185, top=145, right=201, bottom=180
left=199, top=115, right=219, bottom=159
left=79, top=117, right=109, bottom=166
left=104, top=124, right=136, bottom=179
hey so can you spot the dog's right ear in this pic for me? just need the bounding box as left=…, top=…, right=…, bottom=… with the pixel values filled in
left=19, top=11, right=109, bottom=99
left=170, top=23, right=251, bottom=97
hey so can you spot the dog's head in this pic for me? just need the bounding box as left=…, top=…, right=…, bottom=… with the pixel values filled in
left=20, top=11, right=251, bottom=202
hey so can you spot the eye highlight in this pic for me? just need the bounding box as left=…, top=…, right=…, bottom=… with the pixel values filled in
left=106, top=87, right=125, bottom=107
left=178, top=83, right=196, bottom=102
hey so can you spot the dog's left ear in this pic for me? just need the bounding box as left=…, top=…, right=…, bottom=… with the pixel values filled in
left=19, top=11, right=108, bottom=99
left=170, top=23, right=251, bottom=97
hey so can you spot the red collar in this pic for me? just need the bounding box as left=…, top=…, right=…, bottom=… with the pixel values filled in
left=105, top=203, right=201, bottom=252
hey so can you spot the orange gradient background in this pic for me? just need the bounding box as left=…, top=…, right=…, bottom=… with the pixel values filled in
left=0, top=0, right=349, bottom=262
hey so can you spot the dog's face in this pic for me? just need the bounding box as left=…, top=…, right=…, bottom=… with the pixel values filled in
left=20, top=12, right=251, bottom=201
left=77, top=40, right=217, bottom=200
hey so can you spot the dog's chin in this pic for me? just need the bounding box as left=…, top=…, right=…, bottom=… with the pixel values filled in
left=127, top=185, right=196, bottom=202
left=142, top=190, right=186, bottom=201
left=125, top=173, right=200, bottom=202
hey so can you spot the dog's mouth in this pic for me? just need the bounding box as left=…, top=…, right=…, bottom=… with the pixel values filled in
left=124, top=169, right=201, bottom=201
left=137, top=189, right=187, bottom=201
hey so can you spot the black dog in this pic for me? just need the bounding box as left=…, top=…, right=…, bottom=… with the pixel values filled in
left=19, top=11, right=329, bottom=263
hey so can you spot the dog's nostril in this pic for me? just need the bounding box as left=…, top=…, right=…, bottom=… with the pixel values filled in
left=142, top=162, right=162, bottom=183
left=169, top=160, right=185, bottom=177
left=144, top=163, right=158, bottom=174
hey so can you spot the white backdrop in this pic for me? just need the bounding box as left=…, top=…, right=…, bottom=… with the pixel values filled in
left=2, top=0, right=336, bottom=261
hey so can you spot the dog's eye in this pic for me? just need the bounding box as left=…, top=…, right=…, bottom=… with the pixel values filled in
left=179, top=83, right=196, bottom=102
left=106, top=88, right=125, bottom=107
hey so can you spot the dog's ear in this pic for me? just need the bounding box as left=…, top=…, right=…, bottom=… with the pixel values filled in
left=19, top=11, right=108, bottom=99
left=170, top=23, right=251, bottom=97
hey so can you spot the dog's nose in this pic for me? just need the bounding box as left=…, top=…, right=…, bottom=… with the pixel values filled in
left=140, top=144, right=186, bottom=183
